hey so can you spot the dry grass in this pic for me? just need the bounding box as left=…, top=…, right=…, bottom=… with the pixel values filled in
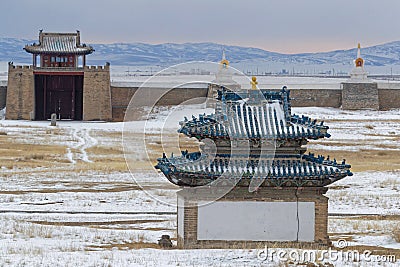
left=1, top=122, right=399, bottom=174
left=379, top=178, right=400, bottom=189
left=87, top=146, right=123, bottom=156
left=85, top=242, right=160, bottom=250
left=14, top=222, right=54, bottom=239
left=0, top=134, right=68, bottom=169
left=392, top=225, right=400, bottom=243
left=0, top=185, right=142, bottom=195
left=29, top=219, right=168, bottom=228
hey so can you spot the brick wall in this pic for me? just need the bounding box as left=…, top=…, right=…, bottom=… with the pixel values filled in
left=111, top=87, right=343, bottom=121
left=290, top=89, right=342, bottom=108
left=342, top=82, right=379, bottom=110
left=83, top=65, right=112, bottom=121
left=110, top=86, right=208, bottom=121
left=378, top=89, right=400, bottom=110
left=4, top=77, right=400, bottom=121
left=5, top=64, right=34, bottom=120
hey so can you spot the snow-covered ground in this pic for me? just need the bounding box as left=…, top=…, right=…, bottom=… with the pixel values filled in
left=0, top=106, right=399, bottom=266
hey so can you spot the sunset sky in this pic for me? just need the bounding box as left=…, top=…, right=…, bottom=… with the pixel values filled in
left=2, top=0, right=400, bottom=53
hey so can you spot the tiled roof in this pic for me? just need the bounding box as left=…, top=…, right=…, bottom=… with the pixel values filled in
left=24, top=32, right=94, bottom=55
left=178, top=89, right=329, bottom=140
left=155, top=153, right=352, bottom=187
left=156, top=87, right=351, bottom=188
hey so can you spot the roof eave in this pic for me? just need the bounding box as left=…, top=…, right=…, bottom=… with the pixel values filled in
left=24, top=46, right=94, bottom=55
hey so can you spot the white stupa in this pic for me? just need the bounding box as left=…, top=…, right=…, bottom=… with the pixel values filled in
left=342, top=43, right=379, bottom=110
left=211, top=50, right=240, bottom=89
left=348, top=43, right=372, bottom=82
left=207, top=50, right=241, bottom=107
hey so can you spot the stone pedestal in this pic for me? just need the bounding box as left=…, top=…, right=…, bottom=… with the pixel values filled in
left=177, top=186, right=330, bottom=249
left=341, top=82, right=379, bottom=110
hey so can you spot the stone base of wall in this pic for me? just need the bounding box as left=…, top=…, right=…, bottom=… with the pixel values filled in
left=177, top=186, right=330, bottom=249
left=341, top=82, right=379, bottom=110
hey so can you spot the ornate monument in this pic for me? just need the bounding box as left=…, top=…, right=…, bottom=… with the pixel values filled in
left=156, top=85, right=352, bottom=249
left=348, top=43, right=371, bottom=82
left=342, top=43, right=379, bottom=110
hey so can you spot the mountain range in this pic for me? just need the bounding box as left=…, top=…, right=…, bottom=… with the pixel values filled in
left=1, top=37, right=400, bottom=73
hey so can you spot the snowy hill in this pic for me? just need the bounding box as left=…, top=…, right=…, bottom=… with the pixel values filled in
left=2, top=37, right=400, bottom=73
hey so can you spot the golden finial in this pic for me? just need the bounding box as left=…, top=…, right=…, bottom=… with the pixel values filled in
left=250, top=76, right=258, bottom=90
left=220, top=59, right=229, bottom=68
left=358, top=43, right=361, bottom=49
left=220, top=50, right=229, bottom=68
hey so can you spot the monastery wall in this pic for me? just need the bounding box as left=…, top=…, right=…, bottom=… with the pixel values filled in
left=5, top=65, right=34, bottom=120
left=279, top=89, right=342, bottom=108
left=82, top=65, right=112, bottom=121
left=2, top=81, right=400, bottom=121
left=110, top=86, right=208, bottom=121
left=379, top=89, right=400, bottom=110
left=341, top=83, right=380, bottom=110
left=109, top=86, right=348, bottom=121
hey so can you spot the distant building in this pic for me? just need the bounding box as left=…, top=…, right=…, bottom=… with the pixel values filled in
left=6, top=31, right=112, bottom=120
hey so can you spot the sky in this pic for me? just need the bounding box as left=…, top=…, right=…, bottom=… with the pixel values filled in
left=2, top=0, right=400, bottom=54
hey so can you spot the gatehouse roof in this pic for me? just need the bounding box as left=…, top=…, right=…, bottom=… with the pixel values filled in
left=24, top=31, right=94, bottom=55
